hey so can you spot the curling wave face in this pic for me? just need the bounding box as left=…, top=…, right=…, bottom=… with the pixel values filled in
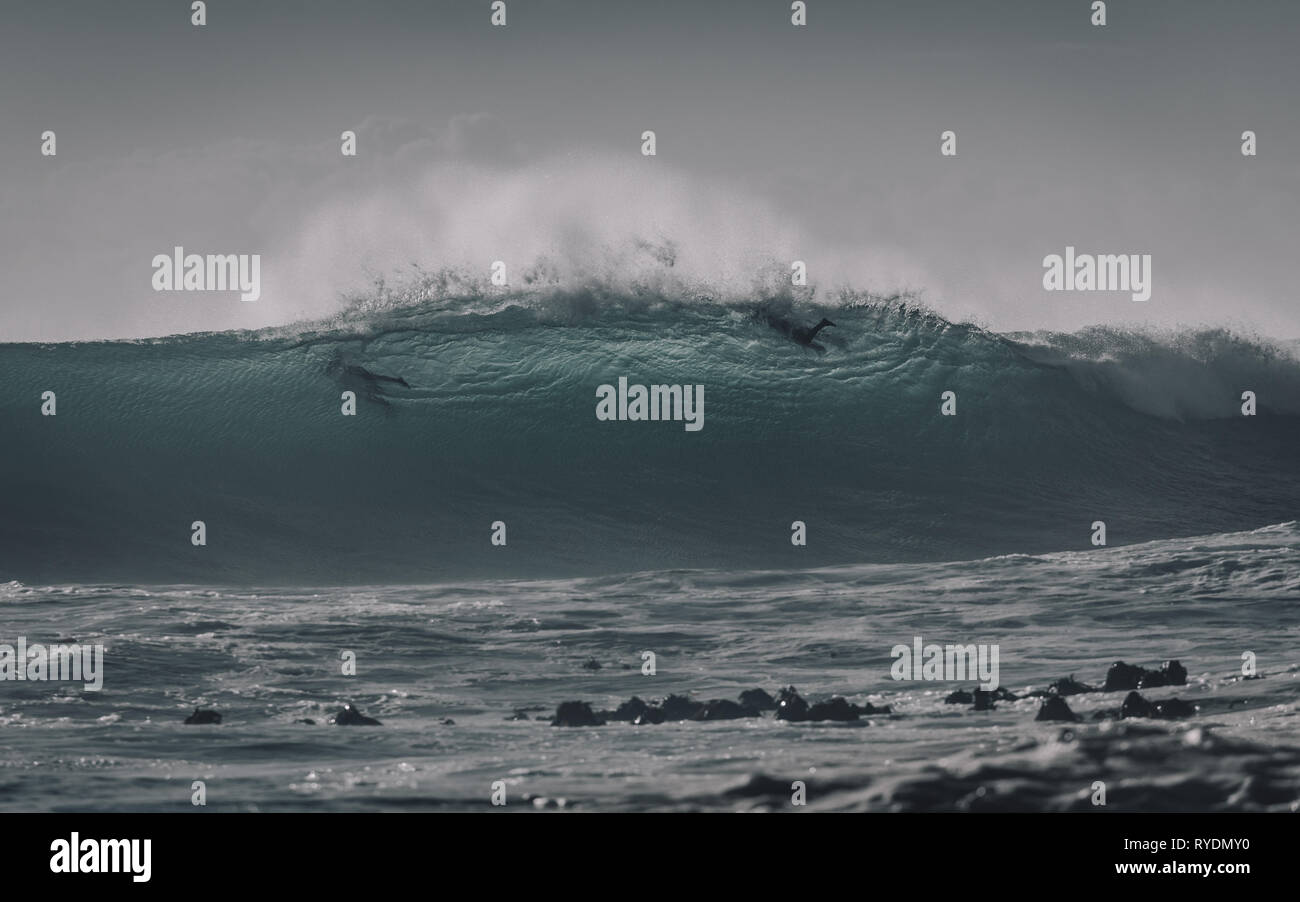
left=2, top=291, right=1298, bottom=584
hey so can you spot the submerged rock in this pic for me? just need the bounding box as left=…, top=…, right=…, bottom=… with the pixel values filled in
left=1154, top=697, right=1197, bottom=718
left=1123, top=693, right=1196, bottom=719
left=1035, top=697, right=1080, bottom=723
left=1120, top=691, right=1156, bottom=718
left=948, top=686, right=1014, bottom=705
left=551, top=701, right=605, bottom=727
left=694, top=699, right=761, bottom=720
left=183, top=709, right=221, bottom=725
left=330, top=704, right=381, bottom=726
left=739, top=688, right=777, bottom=711
left=1120, top=694, right=1197, bottom=719
left=506, top=710, right=529, bottom=721
left=1047, top=675, right=1096, bottom=696
left=1105, top=662, right=1147, bottom=692
left=1139, top=660, right=1188, bottom=689
left=543, top=685, right=890, bottom=727
left=581, top=658, right=602, bottom=671
left=659, top=694, right=705, bottom=721
left=805, top=696, right=860, bottom=722
left=772, top=688, right=879, bottom=722
left=775, top=686, right=810, bottom=722
left=603, top=697, right=650, bottom=722
left=1105, top=660, right=1187, bottom=692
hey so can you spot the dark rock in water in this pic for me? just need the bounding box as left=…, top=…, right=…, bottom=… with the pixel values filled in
left=1047, top=675, right=1096, bottom=696
left=184, top=709, right=221, bottom=725
left=1120, top=691, right=1156, bottom=718
left=1139, top=659, right=1188, bottom=689
left=739, top=688, right=777, bottom=711
left=296, top=718, right=316, bottom=725
left=1155, top=697, right=1197, bottom=719
left=604, top=697, right=650, bottom=722
left=947, top=686, right=1010, bottom=708
left=581, top=658, right=602, bottom=671
left=331, top=704, right=382, bottom=726
left=1120, top=692, right=1194, bottom=719
left=1105, top=662, right=1147, bottom=692
left=806, top=696, right=860, bottom=722
left=694, top=699, right=761, bottom=720
left=441, top=718, right=455, bottom=725
left=506, top=710, right=529, bottom=721
left=1035, top=697, right=1080, bottom=722
left=775, top=686, right=810, bottom=722
left=632, top=707, right=666, bottom=725
left=551, top=701, right=605, bottom=727
left=856, top=701, right=892, bottom=715
left=659, top=694, right=705, bottom=721
left=1107, top=660, right=1188, bottom=692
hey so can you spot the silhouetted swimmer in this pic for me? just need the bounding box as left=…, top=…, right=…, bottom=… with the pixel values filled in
left=325, top=353, right=409, bottom=387
left=325, top=351, right=410, bottom=407
left=761, top=313, right=836, bottom=352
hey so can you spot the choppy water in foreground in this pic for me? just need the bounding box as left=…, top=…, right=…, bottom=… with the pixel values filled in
left=2, top=523, right=1297, bottom=812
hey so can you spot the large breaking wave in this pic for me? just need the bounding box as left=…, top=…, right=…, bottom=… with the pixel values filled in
left=2, top=288, right=1298, bottom=584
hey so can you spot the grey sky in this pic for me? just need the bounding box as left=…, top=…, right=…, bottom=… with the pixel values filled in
left=2, top=0, right=1296, bottom=341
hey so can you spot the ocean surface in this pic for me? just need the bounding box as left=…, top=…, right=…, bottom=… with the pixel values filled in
left=2, top=294, right=1298, bottom=811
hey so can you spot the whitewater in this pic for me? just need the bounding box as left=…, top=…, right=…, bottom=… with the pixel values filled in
left=1, top=524, right=1297, bottom=811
